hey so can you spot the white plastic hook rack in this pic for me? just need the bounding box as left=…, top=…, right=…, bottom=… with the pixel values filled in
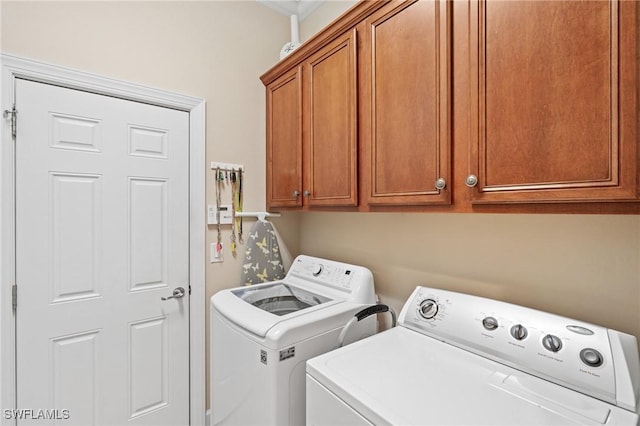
left=210, top=162, right=279, bottom=221
left=211, top=161, right=244, bottom=172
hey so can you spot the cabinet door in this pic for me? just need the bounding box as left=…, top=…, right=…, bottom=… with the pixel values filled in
left=362, top=0, right=451, bottom=206
left=266, top=67, right=303, bottom=208
left=305, top=29, right=358, bottom=207
left=467, top=0, right=638, bottom=203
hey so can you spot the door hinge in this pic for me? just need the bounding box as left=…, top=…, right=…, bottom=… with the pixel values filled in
left=188, top=285, right=191, bottom=295
left=12, top=284, right=17, bottom=313
left=4, top=105, right=17, bottom=140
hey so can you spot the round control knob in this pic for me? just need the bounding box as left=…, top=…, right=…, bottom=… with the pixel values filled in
left=510, top=324, right=528, bottom=341
left=542, top=334, right=563, bottom=353
left=418, top=299, right=439, bottom=319
left=580, top=348, right=603, bottom=367
left=312, top=264, right=324, bottom=277
left=482, top=316, right=499, bottom=331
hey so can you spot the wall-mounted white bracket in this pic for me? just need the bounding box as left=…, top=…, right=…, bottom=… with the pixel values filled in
left=211, top=161, right=244, bottom=172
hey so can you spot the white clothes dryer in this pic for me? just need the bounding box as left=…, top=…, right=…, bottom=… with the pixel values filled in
left=210, top=255, right=377, bottom=426
left=307, top=286, right=640, bottom=425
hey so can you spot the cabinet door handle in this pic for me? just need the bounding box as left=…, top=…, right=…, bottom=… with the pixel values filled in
left=292, top=190, right=300, bottom=198
left=465, top=175, right=478, bottom=188
left=435, top=178, right=446, bottom=190
left=303, top=190, right=311, bottom=198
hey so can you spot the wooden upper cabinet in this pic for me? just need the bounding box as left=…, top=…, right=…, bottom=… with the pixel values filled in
left=262, top=0, right=639, bottom=212
left=304, top=29, right=358, bottom=207
left=361, top=0, right=451, bottom=206
left=266, top=66, right=303, bottom=208
left=467, top=0, right=639, bottom=203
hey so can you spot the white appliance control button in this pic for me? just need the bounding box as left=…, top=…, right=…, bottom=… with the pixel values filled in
left=510, top=324, right=528, bottom=341
left=482, top=316, right=499, bottom=331
left=542, top=334, right=563, bottom=353
left=567, top=325, right=594, bottom=335
left=418, top=299, right=438, bottom=319
left=312, top=264, right=324, bottom=277
left=580, top=348, right=603, bottom=367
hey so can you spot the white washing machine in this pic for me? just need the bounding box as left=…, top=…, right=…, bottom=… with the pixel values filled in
left=211, top=255, right=377, bottom=425
left=307, top=286, right=640, bottom=425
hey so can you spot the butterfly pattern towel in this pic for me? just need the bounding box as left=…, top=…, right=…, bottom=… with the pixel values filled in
left=241, top=220, right=285, bottom=285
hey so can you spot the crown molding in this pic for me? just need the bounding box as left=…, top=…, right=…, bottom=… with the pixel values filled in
left=257, top=0, right=324, bottom=21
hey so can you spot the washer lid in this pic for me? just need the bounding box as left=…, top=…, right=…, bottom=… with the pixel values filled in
left=307, top=327, right=639, bottom=426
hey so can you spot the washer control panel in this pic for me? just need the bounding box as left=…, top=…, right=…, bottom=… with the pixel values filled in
left=287, top=255, right=375, bottom=303
left=398, top=286, right=633, bottom=408
left=290, top=258, right=353, bottom=287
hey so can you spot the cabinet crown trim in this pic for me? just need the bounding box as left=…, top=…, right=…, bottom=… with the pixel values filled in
left=260, top=0, right=389, bottom=85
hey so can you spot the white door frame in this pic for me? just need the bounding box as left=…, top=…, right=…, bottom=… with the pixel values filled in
left=0, top=54, right=206, bottom=425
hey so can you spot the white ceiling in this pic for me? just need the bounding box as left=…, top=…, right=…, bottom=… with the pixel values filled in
left=257, top=0, right=325, bottom=21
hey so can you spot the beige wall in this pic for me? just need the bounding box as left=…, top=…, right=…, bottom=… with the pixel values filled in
left=1, top=0, right=298, bottom=409
left=297, top=213, right=640, bottom=339
left=299, top=0, right=356, bottom=41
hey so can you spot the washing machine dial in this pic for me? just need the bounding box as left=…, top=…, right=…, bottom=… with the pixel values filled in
left=542, top=334, right=563, bottom=353
left=418, top=299, right=438, bottom=319
left=510, top=324, right=528, bottom=341
left=312, top=264, right=324, bottom=277
left=482, top=316, right=499, bottom=331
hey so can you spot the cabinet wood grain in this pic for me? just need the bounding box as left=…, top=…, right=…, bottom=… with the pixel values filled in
left=266, top=67, right=303, bottom=208
left=467, top=0, right=638, bottom=203
left=305, top=29, right=358, bottom=206
left=361, top=0, right=451, bottom=205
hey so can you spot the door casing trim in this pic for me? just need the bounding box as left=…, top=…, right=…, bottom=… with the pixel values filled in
left=0, top=53, right=206, bottom=425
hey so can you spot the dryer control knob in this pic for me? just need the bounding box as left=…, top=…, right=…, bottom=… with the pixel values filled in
left=580, top=348, right=603, bottom=367
left=542, top=334, right=563, bottom=353
left=418, top=299, right=438, bottom=319
left=312, top=264, right=324, bottom=277
left=510, top=324, right=528, bottom=341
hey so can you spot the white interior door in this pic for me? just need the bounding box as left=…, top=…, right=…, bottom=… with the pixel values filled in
left=15, top=79, right=190, bottom=425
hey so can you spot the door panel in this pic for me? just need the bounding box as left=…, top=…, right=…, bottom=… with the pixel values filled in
left=468, top=0, right=638, bottom=202
left=362, top=0, right=451, bottom=205
left=51, top=330, right=100, bottom=423
left=306, top=29, right=358, bottom=206
left=485, top=1, right=611, bottom=187
left=129, top=317, right=168, bottom=418
left=50, top=173, right=102, bottom=302
left=129, top=178, right=167, bottom=290
left=266, top=67, right=303, bottom=208
left=50, top=113, right=102, bottom=152
left=15, top=79, right=189, bottom=425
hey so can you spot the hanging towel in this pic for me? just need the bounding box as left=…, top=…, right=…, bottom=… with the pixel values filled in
left=241, top=220, right=285, bottom=285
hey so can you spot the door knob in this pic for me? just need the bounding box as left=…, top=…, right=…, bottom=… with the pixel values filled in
left=161, top=286, right=185, bottom=301
left=465, top=174, right=478, bottom=187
